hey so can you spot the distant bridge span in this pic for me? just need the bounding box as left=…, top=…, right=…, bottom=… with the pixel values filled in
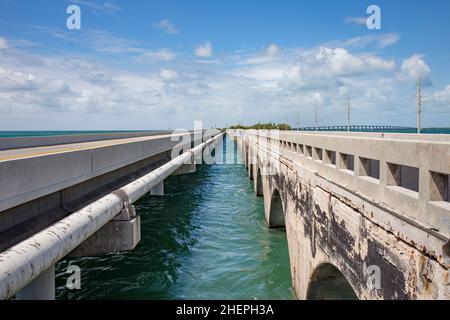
left=297, top=125, right=416, bottom=132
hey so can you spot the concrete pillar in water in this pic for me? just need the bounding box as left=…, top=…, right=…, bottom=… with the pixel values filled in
left=172, top=163, right=196, bottom=176
left=151, top=181, right=164, bottom=196
left=16, top=264, right=55, bottom=300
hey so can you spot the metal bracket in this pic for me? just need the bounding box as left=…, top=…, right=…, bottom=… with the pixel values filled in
left=112, top=189, right=136, bottom=221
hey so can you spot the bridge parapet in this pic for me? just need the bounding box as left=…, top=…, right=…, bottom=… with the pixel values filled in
left=244, top=129, right=450, bottom=238
left=232, top=129, right=449, bottom=299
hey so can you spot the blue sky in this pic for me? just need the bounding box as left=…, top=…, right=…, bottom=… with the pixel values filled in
left=0, top=0, right=449, bottom=129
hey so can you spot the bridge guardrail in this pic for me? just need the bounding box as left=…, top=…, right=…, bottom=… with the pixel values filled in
left=243, top=130, right=450, bottom=238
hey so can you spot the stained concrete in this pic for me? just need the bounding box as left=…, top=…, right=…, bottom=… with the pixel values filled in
left=232, top=129, right=450, bottom=300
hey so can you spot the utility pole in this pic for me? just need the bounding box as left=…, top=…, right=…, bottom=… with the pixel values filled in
left=347, top=96, right=351, bottom=132
left=418, top=78, right=422, bottom=134
left=296, top=112, right=300, bottom=131
left=315, top=104, right=318, bottom=131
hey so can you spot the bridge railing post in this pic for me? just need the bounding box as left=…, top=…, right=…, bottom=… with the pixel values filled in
left=419, top=168, right=431, bottom=201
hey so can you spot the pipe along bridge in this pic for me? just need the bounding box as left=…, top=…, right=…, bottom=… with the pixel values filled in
left=0, top=131, right=224, bottom=299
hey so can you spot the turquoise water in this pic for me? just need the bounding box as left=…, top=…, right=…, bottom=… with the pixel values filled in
left=55, top=137, right=295, bottom=300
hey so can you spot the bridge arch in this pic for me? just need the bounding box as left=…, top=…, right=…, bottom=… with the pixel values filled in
left=306, top=263, right=358, bottom=300
left=268, top=188, right=285, bottom=228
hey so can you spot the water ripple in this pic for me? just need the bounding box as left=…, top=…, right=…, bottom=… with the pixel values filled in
left=56, top=137, right=294, bottom=300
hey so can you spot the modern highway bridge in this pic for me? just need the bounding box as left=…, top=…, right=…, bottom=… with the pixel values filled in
left=0, top=130, right=223, bottom=299
left=231, top=129, right=449, bottom=300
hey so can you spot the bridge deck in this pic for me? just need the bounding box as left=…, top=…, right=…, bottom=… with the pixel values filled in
left=0, top=133, right=175, bottom=162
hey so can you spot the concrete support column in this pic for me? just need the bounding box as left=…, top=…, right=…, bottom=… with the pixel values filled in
left=386, top=162, right=401, bottom=186
left=323, top=150, right=332, bottom=165
left=16, top=264, right=55, bottom=300
left=419, top=168, right=431, bottom=201
left=380, top=160, right=388, bottom=186
left=150, top=181, right=164, bottom=196
left=172, top=163, right=196, bottom=176
left=337, top=152, right=346, bottom=170
left=356, top=156, right=370, bottom=177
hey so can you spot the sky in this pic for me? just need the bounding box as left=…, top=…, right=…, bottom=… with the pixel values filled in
left=0, top=0, right=449, bottom=130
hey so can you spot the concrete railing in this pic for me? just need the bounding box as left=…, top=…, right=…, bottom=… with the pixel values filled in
left=0, top=131, right=218, bottom=213
left=0, top=131, right=172, bottom=150
left=0, top=130, right=220, bottom=150
left=242, top=129, right=450, bottom=237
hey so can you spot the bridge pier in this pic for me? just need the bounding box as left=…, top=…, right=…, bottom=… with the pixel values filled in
left=16, top=264, right=55, bottom=300
left=172, top=163, right=196, bottom=176
left=150, top=181, right=164, bottom=196
left=69, top=216, right=141, bottom=258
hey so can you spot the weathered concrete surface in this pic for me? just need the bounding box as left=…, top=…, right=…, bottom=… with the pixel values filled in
left=0, top=131, right=210, bottom=213
left=150, top=181, right=165, bottom=196
left=68, top=217, right=141, bottom=257
left=172, top=163, right=197, bottom=176
left=0, top=131, right=170, bottom=151
left=0, top=132, right=224, bottom=300
left=231, top=129, right=449, bottom=300
left=0, top=131, right=219, bottom=252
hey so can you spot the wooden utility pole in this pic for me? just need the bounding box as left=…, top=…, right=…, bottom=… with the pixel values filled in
left=418, top=78, right=422, bottom=134
left=315, top=104, right=318, bottom=131
left=347, top=96, right=351, bottom=132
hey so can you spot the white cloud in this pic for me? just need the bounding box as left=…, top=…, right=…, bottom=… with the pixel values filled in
left=0, top=67, right=40, bottom=91
left=135, top=49, right=177, bottom=62
left=72, top=1, right=122, bottom=16
left=0, top=37, right=9, bottom=50
left=376, top=33, right=401, bottom=48
left=266, top=44, right=279, bottom=57
left=399, top=54, right=431, bottom=81
left=237, top=44, right=280, bottom=66
left=430, top=85, right=450, bottom=108
left=345, top=16, right=367, bottom=26
left=155, top=19, right=179, bottom=34
left=315, top=47, right=394, bottom=76
left=195, top=42, right=213, bottom=58
left=328, top=33, right=400, bottom=49
left=1, top=32, right=449, bottom=129
left=160, top=69, right=178, bottom=81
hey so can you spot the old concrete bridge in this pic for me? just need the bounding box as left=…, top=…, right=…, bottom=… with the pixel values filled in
left=0, top=130, right=223, bottom=300
left=231, top=129, right=449, bottom=300
left=0, top=129, right=448, bottom=300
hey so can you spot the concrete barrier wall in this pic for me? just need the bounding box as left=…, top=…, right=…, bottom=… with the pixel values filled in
left=0, top=131, right=176, bottom=150
left=239, top=129, right=450, bottom=237
left=0, top=130, right=220, bottom=213
left=238, top=131, right=449, bottom=300
left=0, top=129, right=223, bottom=150
left=247, top=130, right=450, bottom=141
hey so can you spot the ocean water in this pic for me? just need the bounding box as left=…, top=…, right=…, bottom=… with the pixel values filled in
left=55, top=136, right=295, bottom=300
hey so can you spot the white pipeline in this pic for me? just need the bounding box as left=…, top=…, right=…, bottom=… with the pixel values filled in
left=0, top=133, right=224, bottom=300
